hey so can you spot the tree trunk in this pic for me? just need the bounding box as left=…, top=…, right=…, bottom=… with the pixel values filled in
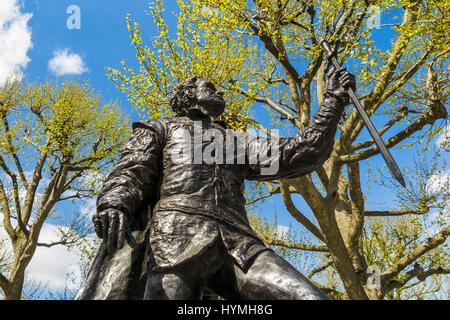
left=3, top=278, right=24, bottom=300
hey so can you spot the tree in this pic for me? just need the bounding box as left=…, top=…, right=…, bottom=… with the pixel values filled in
left=250, top=151, right=449, bottom=300
left=0, top=79, right=130, bottom=300
left=108, top=0, right=449, bottom=299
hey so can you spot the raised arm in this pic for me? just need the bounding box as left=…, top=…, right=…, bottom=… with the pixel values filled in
left=245, top=68, right=354, bottom=181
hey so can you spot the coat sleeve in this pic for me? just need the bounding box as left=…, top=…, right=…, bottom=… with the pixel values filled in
left=245, top=93, right=345, bottom=181
left=96, top=119, right=165, bottom=224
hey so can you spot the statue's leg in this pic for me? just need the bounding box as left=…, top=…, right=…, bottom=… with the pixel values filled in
left=143, top=269, right=201, bottom=300
left=233, top=250, right=330, bottom=300
left=144, top=237, right=228, bottom=300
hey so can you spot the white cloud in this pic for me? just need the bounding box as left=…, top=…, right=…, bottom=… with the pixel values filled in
left=0, top=172, right=100, bottom=296
left=0, top=216, right=90, bottom=292
left=0, top=0, right=33, bottom=86
left=48, top=48, right=88, bottom=76
left=80, top=197, right=96, bottom=219
left=425, top=170, right=450, bottom=235
left=426, top=170, right=450, bottom=195
left=276, top=224, right=290, bottom=237
left=436, top=123, right=449, bottom=149
left=26, top=223, right=82, bottom=289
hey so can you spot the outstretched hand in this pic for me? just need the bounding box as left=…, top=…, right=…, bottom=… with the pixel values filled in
left=93, top=209, right=130, bottom=254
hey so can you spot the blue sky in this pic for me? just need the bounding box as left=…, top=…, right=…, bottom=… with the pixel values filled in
left=22, top=0, right=158, bottom=118
left=0, top=0, right=448, bottom=297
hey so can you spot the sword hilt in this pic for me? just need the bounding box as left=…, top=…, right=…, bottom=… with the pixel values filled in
left=319, top=39, right=334, bottom=58
left=319, top=39, right=341, bottom=71
left=125, top=231, right=138, bottom=249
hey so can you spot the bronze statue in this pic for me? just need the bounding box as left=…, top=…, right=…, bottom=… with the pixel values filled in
left=75, top=69, right=355, bottom=300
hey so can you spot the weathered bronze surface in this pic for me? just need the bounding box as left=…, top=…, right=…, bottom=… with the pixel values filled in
left=75, top=73, right=355, bottom=300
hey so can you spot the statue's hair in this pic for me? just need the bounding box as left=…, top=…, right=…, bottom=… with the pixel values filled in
left=169, top=76, right=200, bottom=115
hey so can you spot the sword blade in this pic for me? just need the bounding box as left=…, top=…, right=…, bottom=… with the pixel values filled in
left=320, top=39, right=406, bottom=187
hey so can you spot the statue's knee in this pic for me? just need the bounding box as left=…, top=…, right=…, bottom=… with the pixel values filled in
left=144, top=272, right=197, bottom=300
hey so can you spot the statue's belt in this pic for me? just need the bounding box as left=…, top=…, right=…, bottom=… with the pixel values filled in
left=153, top=195, right=258, bottom=239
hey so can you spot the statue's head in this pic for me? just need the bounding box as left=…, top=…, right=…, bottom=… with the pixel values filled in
left=170, top=76, right=225, bottom=119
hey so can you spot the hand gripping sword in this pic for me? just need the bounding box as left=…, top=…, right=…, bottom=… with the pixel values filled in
left=319, top=39, right=406, bottom=187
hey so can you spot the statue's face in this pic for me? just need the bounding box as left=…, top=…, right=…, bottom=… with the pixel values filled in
left=193, top=78, right=225, bottom=119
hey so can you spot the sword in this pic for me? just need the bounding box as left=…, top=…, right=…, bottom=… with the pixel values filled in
left=319, top=39, right=406, bottom=187
left=125, top=231, right=137, bottom=249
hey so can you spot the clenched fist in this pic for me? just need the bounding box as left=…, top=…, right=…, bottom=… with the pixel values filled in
left=327, top=68, right=356, bottom=105
left=92, top=209, right=130, bottom=254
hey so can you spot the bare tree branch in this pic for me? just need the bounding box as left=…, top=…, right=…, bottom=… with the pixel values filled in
left=309, top=278, right=349, bottom=300
left=347, top=160, right=365, bottom=271
left=0, top=108, right=29, bottom=189
left=273, top=27, right=305, bottom=120
left=0, top=271, right=10, bottom=293
left=290, top=175, right=369, bottom=299
left=248, top=119, right=286, bottom=139
left=0, top=178, right=15, bottom=240
left=246, top=193, right=274, bottom=205
left=248, top=23, right=302, bottom=87
left=340, top=2, right=422, bottom=145
left=347, top=48, right=432, bottom=145
left=365, top=209, right=428, bottom=217
left=351, top=106, right=409, bottom=152
left=308, top=260, right=334, bottom=278
left=36, top=237, right=81, bottom=248
left=62, top=171, right=84, bottom=192
left=332, top=0, right=357, bottom=40
left=229, top=84, right=302, bottom=128
left=387, top=265, right=450, bottom=292
left=252, top=227, right=328, bottom=252
left=316, top=166, right=330, bottom=188
left=340, top=106, right=446, bottom=163
left=364, top=2, right=422, bottom=110
left=280, top=182, right=326, bottom=242
left=21, top=140, right=51, bottom=227
left=57, top=193, right=82, bottom=202
left=382, top=226, right=450, bottom=282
